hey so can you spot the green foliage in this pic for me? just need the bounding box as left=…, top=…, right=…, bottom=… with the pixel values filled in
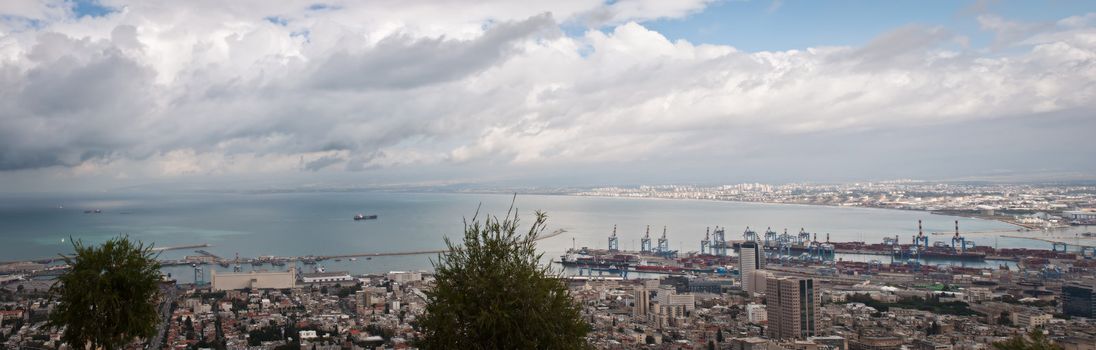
left=48, top=236, right=162, bottom=350
left=998, top=311, right=1013, bottom=326
left=417, top=205, right=590, bottom=349
left=927, top=321, right=942, bottom=335
left=845, top=293, right=982, bottom=316
left=992, top=329, right=1063, bottom=350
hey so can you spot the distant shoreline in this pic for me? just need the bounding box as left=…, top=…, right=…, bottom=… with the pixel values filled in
left=549, top=192, right=1037, bottom=232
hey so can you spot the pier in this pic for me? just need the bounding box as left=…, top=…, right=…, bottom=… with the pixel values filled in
left=0, top=243, right=213, bottom=266
left=153, top=229, right=569, bottom=267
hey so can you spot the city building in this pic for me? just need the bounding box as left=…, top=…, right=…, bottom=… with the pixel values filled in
left=746, top=303, right=767, bottom=324
left=300, top=271, right=354, bottom=284
left=747, top=269, right=774, bottom=295
left=633, top=287, right=650, bottom=318
left=1062, top=281, right=1096, bottom=318
left=386, top=271, right=422, bottom=284
left=1015, top=312, right=1053, bottom=329
left=728, top=337, right=781, bottom=350
left=766, top=277, right=817, bottom=340
left=210, top=267, right=296, bottom=290
left=850, top=337, right=903, bottom=350
left=740, top=241, right=764, bottom=293
left=656, top=291, right=696, bottom=311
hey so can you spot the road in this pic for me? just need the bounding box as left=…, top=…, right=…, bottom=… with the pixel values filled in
left=147, top=284, right=178, bottom=349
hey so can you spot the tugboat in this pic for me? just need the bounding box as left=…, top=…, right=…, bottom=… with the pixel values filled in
left=354, top=214, right=378, bottom=221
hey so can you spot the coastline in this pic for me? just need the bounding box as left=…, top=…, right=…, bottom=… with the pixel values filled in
left=553, top=192, right=1038, bottom=231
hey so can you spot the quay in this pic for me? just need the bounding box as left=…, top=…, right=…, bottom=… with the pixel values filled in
left=158, top=229, right=568, bottom=267
left=0, top=243, right=212, bottom=266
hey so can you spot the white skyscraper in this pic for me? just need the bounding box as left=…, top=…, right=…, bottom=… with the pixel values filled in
left=740, top=241, right=764, bottom=293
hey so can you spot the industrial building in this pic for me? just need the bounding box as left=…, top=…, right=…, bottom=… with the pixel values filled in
left=210, top=268, right=296, bottom=291
left=300, top=271, right=354, bottom=284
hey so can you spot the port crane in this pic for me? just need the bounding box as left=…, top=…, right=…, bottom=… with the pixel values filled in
left=607, top=225, right=619, bottom=252
left=711, top=226, right=728, bottom=256
left=914, top=220, right=930, bottom=249
left=883, top=235, right=900, bottom=246
left=640, top=225, right=653, bottom=253
left=797, top=228, right=811, bottom=246
left=763, top=227, right=778, bottom=249
left=950, top=220, right=976, bottom=253
left=656, top=226, right=677, bottom=258
left=700, top=227, right=711, bottom=255
left=1081, top=246, right=1096, bottom=259
left=743, top=227, right=758, bottom=243
left=191, top=263, right=204, bottom=285
left=776, top=229, right=794, bottom=258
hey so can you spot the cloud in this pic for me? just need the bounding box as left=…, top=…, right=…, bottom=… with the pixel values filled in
left=977, top=14, right=1055, bottom=49
left=0, top=2, right=1093, bottom=190
left=306, top=13, right=557, bottom=90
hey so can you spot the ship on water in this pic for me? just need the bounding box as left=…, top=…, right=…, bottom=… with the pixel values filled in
left=354, top=213, right=378, bottom=221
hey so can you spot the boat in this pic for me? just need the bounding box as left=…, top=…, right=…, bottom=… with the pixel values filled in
left=354, top=214, right=379, bottom=221
left=349, top=258, right=357, bottom=261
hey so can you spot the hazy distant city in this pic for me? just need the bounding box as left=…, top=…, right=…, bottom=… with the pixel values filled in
left=570, top=181, right=1096, bottom=228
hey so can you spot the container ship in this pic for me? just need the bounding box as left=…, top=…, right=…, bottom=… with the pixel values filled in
left=918, top=248, right=986, bottom=261
left=558, top=253, right=637, bottom=268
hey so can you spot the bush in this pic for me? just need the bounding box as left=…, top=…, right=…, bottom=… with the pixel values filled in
left=416, top=204, right=590, bottom=349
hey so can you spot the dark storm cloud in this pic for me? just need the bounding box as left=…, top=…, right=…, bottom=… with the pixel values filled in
left=0, top=31, right=156, bottom=170
left=303, top=155, right=344, bottom=171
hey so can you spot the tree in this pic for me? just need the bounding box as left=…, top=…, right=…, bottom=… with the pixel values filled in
left=998, top=311, right=1013, bottom=326
left=927, top=321, right=941, bottom=335
left=708, top=340, right=716, bottom=350
left=992, top=329, right=1063, bottom=350
left=416, top=204, right=590, bottom=349
left=716, top=328, right=724, bottom=342
left=48, top=236, right=162, bottom=350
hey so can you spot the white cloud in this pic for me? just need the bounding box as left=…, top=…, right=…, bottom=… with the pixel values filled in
left=0, top=2, right=1093, bottom=189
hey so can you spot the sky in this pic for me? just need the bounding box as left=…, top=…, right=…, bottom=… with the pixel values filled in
left=0, top=0, right=1094, bottom=192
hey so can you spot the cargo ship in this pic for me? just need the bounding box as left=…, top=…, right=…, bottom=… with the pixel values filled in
left=558, top=253, right=637, bottom=268
left=918, top=248, right=986, bottom=261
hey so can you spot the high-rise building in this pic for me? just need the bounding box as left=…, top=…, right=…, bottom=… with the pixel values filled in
left=1062, top=281, right=1096, bottom=318
left=633, top=287, right=650, bottom=318
left=746, top=269, right=774, bottom=294
left=740, top=241, right=764, bottom=293
left=766, top=276, right=817, bottom=340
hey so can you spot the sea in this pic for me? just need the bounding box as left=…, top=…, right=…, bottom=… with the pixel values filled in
left=1, top=191, right=1092, bottom=282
